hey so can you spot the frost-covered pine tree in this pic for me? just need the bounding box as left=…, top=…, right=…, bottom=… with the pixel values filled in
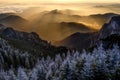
left=8, top=69, right=17, bottom=80
left=0, top=42, right=120, bottom=80
left=29, top=68, right=38, bottom=80
left=17, top=67, right=28, bottom=80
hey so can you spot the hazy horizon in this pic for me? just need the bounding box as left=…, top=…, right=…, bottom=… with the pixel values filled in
left=0, top=3, right=120, bottom=15
left=0, top=0, right=120, bottom=4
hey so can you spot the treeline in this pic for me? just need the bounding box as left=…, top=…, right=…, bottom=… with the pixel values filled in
left=0, top=39, right=120, bottom=80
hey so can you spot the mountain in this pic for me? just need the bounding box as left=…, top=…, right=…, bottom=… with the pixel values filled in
left=0, top=13, right=15, bottom=19
left=32, top=9, right=74, bottom=24
left=60, top=22, right=96, bottom=32
left=0, top=24, right=68, bottom=58
left=0, top=14, right=30, bottom=31
left=78, top=13, right=119, bottom=29
left=54, top=32, right=98, bottom=50
left=88, top=13, right=118, bottom=26
left=0, top=12, right=118, bottom=42
left=55, top=15, right=120, bottom=51
left=99, top=16, right=120, bottom=39
left=30, top=21, right=96, bottom=41
left=34, top=10, right=118, bottom=26
left=96, top=15, right=120, bottom=48
left=0, top=24, right=68, bottom=69
left=30, top=11, right=118, bottom=41
left=16, top=9, right=119, bottom=41
left=89, top=13, right=118, bottom=18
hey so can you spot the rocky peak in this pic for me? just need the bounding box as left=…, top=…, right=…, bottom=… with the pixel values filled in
left=50, top=9, right=61, bottom=14
left=99, top=16, right=120, bottom=39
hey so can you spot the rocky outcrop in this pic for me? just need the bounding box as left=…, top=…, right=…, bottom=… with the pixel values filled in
left=99, top=16, right=120, bottom=39
left=96, top=15, right=120, bottom=48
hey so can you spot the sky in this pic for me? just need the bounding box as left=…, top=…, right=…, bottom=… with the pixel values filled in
left=0, top=0, right=120, bottom=3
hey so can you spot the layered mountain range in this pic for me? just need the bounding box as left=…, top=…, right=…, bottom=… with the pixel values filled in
left=0, top=10, right=118, bottom=41
left=55, top=15, right=120, bottom=50
left=0, top=11, right=120, bottom=51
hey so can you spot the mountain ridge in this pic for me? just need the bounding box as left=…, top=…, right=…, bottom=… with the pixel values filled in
left=55, top=15, right=120, bottom=50
left=0, top=24, right=68, bottom=57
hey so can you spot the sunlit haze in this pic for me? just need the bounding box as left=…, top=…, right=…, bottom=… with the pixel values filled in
left=0, top=0, right=120, bottom=3
left=0, top=0, right=120, bottom=41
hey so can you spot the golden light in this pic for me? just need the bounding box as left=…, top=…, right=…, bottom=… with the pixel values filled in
left=0, top=0, right=120, bottom=3
left=52, top=0, right=76, bottom=3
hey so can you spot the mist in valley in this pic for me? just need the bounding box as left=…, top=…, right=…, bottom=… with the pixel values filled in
left=0, top=3, right=120, bottom=42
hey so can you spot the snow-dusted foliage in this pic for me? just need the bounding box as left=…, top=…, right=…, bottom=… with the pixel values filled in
left=0, top=38, right=34, bottom=70
left=0, top=42, right=120, bottom=80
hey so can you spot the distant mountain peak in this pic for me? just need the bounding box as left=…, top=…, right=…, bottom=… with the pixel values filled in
left=1, top=15, right=27, bottom=21
left=49, top=9, right=62, bottom=14
left=89, top=13, right=118, bottom=17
